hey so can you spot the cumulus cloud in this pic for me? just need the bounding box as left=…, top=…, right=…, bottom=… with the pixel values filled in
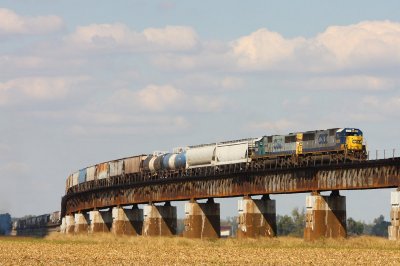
left=150, top=40, right=232, bottom=71
left=109, top=84, right=186, bottom=112
left=143, top=26, right=198, bottom=50
left=65, top=24, right=198, bottom=52
left=149, top=20, right=400, bottom=74
left=0, top=76, right=88, bottom=106
left=135, top=84, right=185, bottom=111
left=229, top=21, right=400, bottom=72
left=106, top=83, right=229, bottom=116
left=230, top=28, right=305, bottom=69
left=0, top=8, right=63, bottom=35
left=313, top=21, right=400, bottom=68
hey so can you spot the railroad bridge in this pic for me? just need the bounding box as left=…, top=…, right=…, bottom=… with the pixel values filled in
left=61, top=158, right=400, bottom=240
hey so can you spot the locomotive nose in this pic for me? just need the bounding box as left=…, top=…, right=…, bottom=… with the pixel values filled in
left=346, top=136, right=363, bottom=150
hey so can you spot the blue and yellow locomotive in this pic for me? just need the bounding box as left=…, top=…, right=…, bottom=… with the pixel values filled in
left=253, top=128, right=366, bottom=164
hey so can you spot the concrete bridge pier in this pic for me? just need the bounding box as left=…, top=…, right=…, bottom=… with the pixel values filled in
left=89, top=209, right=113, bottom=233
left=183, top=198, right=220, bottom=239
left=60, top=217, right=66, bottom=234
left=64, top=215, right=75, bottom=234
left=304, top=191, right=346, bottom=241
left=388, top=190, right=400, bottom=240
left=237, top=195, right=276, bottom=238
left=74, top=212, right=89, bottom=234
left=112, top=205, right=143, bottom=236
left=142, top=202, right=177, bottom=236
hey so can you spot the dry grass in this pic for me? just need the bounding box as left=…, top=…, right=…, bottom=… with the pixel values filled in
left=1, top=234, right=400, bottom=265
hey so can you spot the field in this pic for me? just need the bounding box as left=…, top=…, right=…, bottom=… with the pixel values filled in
left=1, top=235, right=400, bottom=265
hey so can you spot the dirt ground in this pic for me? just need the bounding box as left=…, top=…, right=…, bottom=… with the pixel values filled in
left=1, top=234, right=399, bottom=265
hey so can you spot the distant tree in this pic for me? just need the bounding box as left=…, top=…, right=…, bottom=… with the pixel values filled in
left=277, top=215, right=295, bottom=236
left=363, top=223, right=373, bottom=235
left=347, top=218, right=364, bottom=236
left=370, top=215, right=390, bottom=237
left=291, top=208, right=305, bottom=237
left=223, top=216, right=238, bottom=237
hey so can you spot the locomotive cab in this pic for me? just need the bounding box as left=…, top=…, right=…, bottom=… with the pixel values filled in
left=336, top=128, right=364, bottom=151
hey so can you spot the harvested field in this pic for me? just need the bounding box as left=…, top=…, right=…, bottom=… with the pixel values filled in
left=1, top=235, right=400, bottom=265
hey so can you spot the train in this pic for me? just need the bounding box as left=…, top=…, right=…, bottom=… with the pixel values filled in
left=12, top=212, right=61, bottom=236
left=65, top=127, right=366, bottom=192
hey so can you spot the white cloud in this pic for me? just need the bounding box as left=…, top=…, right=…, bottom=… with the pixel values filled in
left=65, top=24, right=198, bottom=52
left=143, top=26, right=198, bottom=50
left=0, top=76, right=89, bottom=106
left=0, top=8, right=63, bottom=35
left=152, top=20, right=400, bottom=74
left=150, top=41, right=231, bottom=71
left=314, top=20, right=400, bottom=68
left=132, top=84, right=227, bottom=112
left=135, top=84, right=185, bottom=111
left=230, top=28, right=305, bottom=69
left=65, top=23, right=141, bottom=47
left=229, top=21, right=400, bottom=72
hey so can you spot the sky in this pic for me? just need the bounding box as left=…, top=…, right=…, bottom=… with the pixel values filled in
left=1, top=1, right=400, bottom=222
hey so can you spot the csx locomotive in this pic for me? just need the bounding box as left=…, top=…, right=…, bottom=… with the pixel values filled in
left=66, top=127, right=366, bottom=191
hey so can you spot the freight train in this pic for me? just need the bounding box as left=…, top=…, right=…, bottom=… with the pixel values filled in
left=12, top=212, right=61, bottom=236
left=66, top=128, right=366, bottom=192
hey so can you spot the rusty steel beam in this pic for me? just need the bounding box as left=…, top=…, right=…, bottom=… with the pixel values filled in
left=62, top=159, right=400, bottom=216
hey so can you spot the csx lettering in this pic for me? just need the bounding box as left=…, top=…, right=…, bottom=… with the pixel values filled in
left=318, top=134, right=328, bottom=144
left=352, top=139, right=362, bottom=144
left=273, top=139, right=283, bottom=150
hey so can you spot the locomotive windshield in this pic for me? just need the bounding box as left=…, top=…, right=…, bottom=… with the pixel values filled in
left=343, top=129, right=363, bottom=136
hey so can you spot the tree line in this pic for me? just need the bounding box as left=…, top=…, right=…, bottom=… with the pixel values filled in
left=276, top=208, right=391, bottom=237
left=220, top=208, right=391, bottom=238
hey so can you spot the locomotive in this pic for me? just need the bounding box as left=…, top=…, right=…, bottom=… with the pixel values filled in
left=65, top=127, right=366, bottom=192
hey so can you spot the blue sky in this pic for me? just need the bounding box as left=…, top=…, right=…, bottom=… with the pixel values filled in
left=1, top=1, right=400, bottom=222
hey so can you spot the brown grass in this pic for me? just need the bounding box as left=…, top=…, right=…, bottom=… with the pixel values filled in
left=1, top=234, right=400, bottom=265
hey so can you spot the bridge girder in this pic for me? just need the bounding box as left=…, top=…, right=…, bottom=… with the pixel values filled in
left=62, top=159, right=400, bottom=216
